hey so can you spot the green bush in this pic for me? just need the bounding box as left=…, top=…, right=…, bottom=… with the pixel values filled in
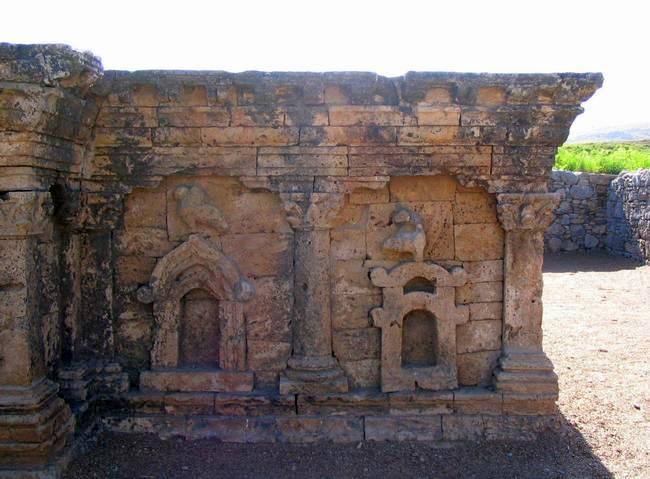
left=555, top=142, right=650, bottom=174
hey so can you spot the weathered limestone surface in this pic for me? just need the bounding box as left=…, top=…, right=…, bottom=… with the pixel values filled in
left=0, top=43, right=602, bottom=474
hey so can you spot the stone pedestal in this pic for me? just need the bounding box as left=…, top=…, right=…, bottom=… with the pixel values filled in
left=0, top=380, right=73, bottom=469
left=494, top=193, right=561, bottom=405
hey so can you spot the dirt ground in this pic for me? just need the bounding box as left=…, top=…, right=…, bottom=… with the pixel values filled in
left=64, top=252, right=649, bottom=479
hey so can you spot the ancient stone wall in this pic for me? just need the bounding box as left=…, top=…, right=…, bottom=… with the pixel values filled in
left=606, top=169, right=650, bottom=262
left=544, top=169, right=650, bottom=262
left=545, top=170, right=616, bottom=252
left=0, top=43, right=602, bottom=475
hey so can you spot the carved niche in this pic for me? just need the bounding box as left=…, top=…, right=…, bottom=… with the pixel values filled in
left=137, top=184, right=255, bottom=392
left=138, top=234, right=254, bottom=370
left=370, top=207, right=469, bottom=392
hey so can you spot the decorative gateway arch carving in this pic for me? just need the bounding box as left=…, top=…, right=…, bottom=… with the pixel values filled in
left=137, top=234, right=255, bottom=392
left=370, top=207, right=469, bottom=393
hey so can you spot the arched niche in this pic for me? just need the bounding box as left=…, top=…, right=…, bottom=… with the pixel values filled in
left=401, top=309, right=438, bottom=367
left=146, top=234, right=254, bottom=369
left=370, top=262, right=469, bottom=392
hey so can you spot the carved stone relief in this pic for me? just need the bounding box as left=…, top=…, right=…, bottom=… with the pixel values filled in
left=174, top=184, right=228, bottom=235
left=370, top=262, right=469, bottom=392
left=370, top=207, right=469, bottom=392
left=137, top=234, right=255, bottom=392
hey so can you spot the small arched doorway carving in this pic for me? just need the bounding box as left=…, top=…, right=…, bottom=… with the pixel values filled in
left=137, top=235, right=255, bottom=392
left=370, top=262, right=469, bottom=392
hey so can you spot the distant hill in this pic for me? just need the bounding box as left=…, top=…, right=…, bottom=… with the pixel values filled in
left=568, top=123, right=650, bottom=144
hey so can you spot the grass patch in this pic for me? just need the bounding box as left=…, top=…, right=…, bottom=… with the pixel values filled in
left=555, top=141, right=650, bottom=174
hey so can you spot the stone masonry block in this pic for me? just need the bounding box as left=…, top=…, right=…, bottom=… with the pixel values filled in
left=453, top=191, right=497, bottom=224
left=332, top=328, right=381, bottom=361
left=390, top=175, right=457, bottom=201
left=456, top=319, right=502, bottom=353
left=454, top=223, right=504, bottom=261
left=456, top=282, right=503, bottom=304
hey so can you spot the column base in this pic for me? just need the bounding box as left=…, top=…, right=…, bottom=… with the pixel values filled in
left=280, top=356, right=349, bottom=394
left=0, top=380, right=74, bottom=470
left=493, top=351, right=559, bottom=397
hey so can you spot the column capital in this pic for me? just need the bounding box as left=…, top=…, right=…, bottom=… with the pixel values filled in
left=496, top=192, right=560, bottom=231
left=280, top=192, right=346, bottom=231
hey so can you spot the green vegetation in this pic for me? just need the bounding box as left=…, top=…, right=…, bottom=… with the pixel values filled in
left=555, top=141, right=650, bottom=174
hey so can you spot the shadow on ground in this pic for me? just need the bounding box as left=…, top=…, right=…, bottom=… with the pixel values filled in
left=64, top=413, right=612, bottom=479
left=543, top=250, right=643, bottom=273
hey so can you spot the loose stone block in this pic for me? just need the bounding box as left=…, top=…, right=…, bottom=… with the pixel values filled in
left=454, top=223, right=504, bottom=260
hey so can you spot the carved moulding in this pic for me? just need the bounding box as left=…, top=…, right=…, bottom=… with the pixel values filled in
left=370, top=262, right=468, bottom=393
left=137, top=234, right=255, bottom=392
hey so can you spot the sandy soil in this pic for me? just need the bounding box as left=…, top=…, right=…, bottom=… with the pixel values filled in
left=63, top=252, right=649, bottom=479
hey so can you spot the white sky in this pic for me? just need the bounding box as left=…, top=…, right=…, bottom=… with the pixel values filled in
left=4, top=0, right=649, bottom=137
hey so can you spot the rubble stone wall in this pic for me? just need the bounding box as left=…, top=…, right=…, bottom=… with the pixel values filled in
left=545, top=170, right=616, bottom=252
left=544, top=169, right=650, bottom=263
left=606, top=169, right=650, bottom=262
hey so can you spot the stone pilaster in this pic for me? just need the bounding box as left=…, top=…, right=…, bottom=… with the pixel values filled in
left=0, top=191, right=74, bottom=469
left=57, top=192, right=128, bottom=412
left=494, top=193, right=561, bottom=401
left=279, top=191, right=349, bottom=394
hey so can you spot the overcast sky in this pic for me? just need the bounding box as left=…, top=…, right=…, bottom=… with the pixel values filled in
left=5, top=0, right=648, bottom=137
